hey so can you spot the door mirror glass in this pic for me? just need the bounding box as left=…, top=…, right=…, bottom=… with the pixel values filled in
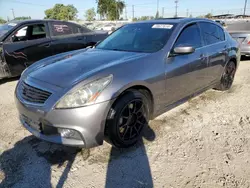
left=173, top=46, right=195, bottom=55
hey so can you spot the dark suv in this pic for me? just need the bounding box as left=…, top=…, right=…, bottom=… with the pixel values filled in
left=15, top=18, right=240, bottom=148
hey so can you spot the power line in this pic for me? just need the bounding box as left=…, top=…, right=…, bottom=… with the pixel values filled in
left=8, top=0, right=48, bottom=7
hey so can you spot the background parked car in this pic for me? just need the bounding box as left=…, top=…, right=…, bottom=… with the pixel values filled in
left=227, top=20, right=250, bottom=56
left=0, top=19, right=108, bottom=79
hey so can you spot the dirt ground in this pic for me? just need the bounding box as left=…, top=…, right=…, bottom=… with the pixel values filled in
left=0, top=59, right=250, bottom=188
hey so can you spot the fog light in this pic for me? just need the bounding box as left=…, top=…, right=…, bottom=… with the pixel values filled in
left=58, top=128, right=82, bottom=140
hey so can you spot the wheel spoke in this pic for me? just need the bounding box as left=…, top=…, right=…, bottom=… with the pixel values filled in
left=122, top=126, right=129, bottom=139
left=129, top=127, right=133, bottom=139
left=135, top=102, right=143, bottom=114
left=134, top=126, right=139, bottom=135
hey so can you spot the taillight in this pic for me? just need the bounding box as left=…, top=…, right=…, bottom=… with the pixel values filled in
left=247, top=41, right=250, bottom=45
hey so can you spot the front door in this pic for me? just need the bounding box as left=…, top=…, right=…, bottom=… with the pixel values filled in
left=164, top=23, right=209, bottom=105
left=3, top=23, right=52, bottom=76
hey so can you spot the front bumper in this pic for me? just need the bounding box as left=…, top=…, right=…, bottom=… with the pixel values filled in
left=15, top=92, right=113, bottom=148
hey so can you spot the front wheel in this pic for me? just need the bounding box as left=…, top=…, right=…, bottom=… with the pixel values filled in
left=105, top=90, right=150, bottom=148
left=214, top=61, right=236, bottom=91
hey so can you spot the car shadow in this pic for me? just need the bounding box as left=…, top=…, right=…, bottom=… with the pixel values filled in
left=105, top=125, right=156, bottom=188
left=0, top=136, right=79, bottom=188
left=240, top=55, right=250, bottom=61
left=0, top=126, right=155, bottom=188
left=0, top=76, right=20, bottom=85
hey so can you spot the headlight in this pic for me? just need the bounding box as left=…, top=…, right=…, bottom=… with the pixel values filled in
left=56, top=75, right=113, bottom=109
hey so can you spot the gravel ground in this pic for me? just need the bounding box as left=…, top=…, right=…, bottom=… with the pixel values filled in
left=1, top=59, right=250, bottom=188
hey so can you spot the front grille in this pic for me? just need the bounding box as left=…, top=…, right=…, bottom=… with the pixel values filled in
left=19, top=81, right=52, bottom=104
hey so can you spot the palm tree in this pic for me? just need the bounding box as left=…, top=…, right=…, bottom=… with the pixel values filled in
left=116, top=1, right=125, bottom=20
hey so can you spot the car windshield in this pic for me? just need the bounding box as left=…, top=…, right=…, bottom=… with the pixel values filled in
left=96, top=23, right=176, bottom=53
left=0, top=23, right=16, bottom=36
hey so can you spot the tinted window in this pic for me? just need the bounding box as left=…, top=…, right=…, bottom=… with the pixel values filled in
left=12, top=24, right=46, bottom=42
left=51, top=22, right=73, bottom=36
left=175, top=24, right=202, bottom=48
left=96, top=23, right=175, bottom=53
left=217, top=26, right=225, bottom=41
left=32, top=24, right=46, bottom=36
left=199, top=22, right=224, bottom=45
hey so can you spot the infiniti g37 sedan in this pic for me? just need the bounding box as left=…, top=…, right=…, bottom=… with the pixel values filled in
left=15, top=18, right=240, bottom=148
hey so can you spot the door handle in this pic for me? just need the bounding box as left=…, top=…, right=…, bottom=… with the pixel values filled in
left=39, top=43, right=50, bottom=48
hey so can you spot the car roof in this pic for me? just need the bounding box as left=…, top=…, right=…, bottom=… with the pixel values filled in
left=130, top=18, right=212, bottom=25
left=7, top=19, right=78, bottom=25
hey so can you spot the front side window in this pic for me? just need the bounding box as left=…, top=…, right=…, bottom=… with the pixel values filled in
left=199, top=22, right=224, bottom=45
left=174, top=24, right=202, bottom=49
left=11, top=24, right=46, bottom=42
left=96, top=23, right=176, bottom=53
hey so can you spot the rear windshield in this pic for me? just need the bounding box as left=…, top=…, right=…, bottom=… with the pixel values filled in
left=0, top=23, right=16, bottom=36
left=96, top=23, right=176, bottom=53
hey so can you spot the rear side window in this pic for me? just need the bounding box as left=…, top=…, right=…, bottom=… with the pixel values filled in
left=175, top=24, right=202, bottom=49
left=51, top=22, right=73, bottom=36
left=199, top=22, right=225, bottom=45
left=71, top=24, right=91, bottom=34
left=217, top=26, right=225, bottom=41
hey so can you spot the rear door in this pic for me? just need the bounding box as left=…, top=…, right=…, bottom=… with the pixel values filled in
left=49, top=21, right=73, bottom=55
left=3, top=22, right=52, bottom=76
left=199, top=22, right=227, bottom=84
left=165, top=23, right=209, bottom=104
left=49, top=21, right=89, bottom=54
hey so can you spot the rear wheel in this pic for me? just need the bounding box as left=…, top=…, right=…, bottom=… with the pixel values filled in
left=214, top=61, right=236, bottom=91
left=105, top=90, right=150, bottom=148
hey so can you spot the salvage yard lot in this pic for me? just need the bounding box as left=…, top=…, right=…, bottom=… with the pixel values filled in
left=1, top=59, right=250, bottom=188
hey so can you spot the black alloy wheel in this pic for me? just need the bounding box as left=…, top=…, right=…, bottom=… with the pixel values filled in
left=214, top=61, right=236, bottom=91
left=105, top=90, right=150, bottom=148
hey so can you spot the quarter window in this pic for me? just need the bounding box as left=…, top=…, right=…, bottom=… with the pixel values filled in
left=174, top=24, right=202, bottom=49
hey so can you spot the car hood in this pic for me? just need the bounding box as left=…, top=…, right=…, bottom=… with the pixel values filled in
left=27, top=48, right=148, bottom=88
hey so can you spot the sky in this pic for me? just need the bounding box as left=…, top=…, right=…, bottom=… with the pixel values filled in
left=0, top=0, right=249, bottom=20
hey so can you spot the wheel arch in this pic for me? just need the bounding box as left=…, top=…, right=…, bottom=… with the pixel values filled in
left=110, top=83, right=155, bottom=119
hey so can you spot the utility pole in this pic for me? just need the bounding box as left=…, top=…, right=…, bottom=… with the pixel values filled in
left=244, top=0, right=248, bottom=15
left=162, top=7, right=165, bottom=17
left=132, top=5, right=134, bottom=20
left=186, top=9, right=189, bottom=17
left=125, top=5, right=127, bottom=20
left=157, top=0, right=159, bottom=16
left=116, top=0, right=118, bottom=22
left=11, top=8, right=15, bottom=19
left=175, top=0, right=178, bottom=17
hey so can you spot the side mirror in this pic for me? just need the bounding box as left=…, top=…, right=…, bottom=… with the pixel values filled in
left=173, top=46, right=195, bottom=55
left=94, top=40, right=101, bottom=47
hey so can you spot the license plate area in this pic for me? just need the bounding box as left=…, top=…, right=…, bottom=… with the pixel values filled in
left=21, top=114, right=42, bottom=132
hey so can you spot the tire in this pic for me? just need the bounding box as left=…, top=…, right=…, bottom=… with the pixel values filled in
left=105, top=90, right=150, bottom=148
left=214, top=61, right=236, bottom=91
